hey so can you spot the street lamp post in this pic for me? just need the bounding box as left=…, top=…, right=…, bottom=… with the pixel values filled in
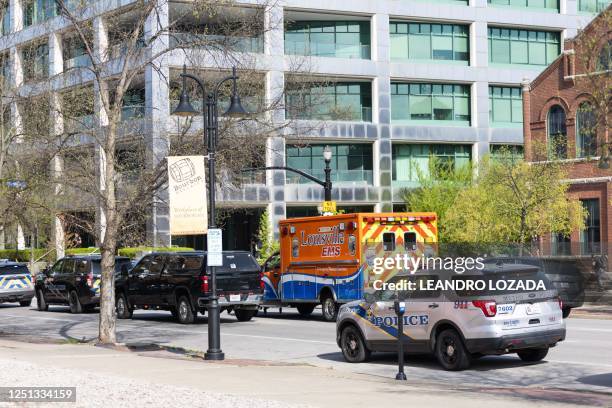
left=172, top=64, right=248, bottom=361
left=243, top=146, right=334, bottom=203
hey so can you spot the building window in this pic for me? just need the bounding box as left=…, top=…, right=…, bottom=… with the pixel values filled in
left=488, top=0, right=559, bottom=11
left=576, top=102, right=598, bottom=158
left=23, top=0, right=58, bottom=27
left=490, top=144, right=524, bottom=160
left=392, top=144, right=472, bottom=187
left=120, top=88, right=146, bottom=121
left=547, top=105, right=567, bottom=159
left=1, top=5, right=9, bottom=36
left=22, top=42, right=49, bottom=82
left=285, top=21, right=370, bottom=59
left=390, top=22, right=469, bottom=63
left=391, top=83, right=470, bottom=125
left=551, top=233, right=571, bottom=255
left=489, top=86, right=522, bottom=127
left=383, top=233, right=395, bottom=251
left=63, top=36, right=91, bottom=70
left=488, top=27, right=560, bottom=66
left=286, top=144, right=373, bottom=184
left=578, top=0, right=611, bottom=13
left=581, top=199, right=601, bottom=254
left=285, top=82, right=372, bottom=122
left=598, top=39, right=611, bottom=71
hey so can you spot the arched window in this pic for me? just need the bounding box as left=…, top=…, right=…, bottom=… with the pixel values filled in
left=547, top=105, right=567, bottom=158
left=576, top=102, right=597, bottom=158
left=598, top=39, right=611, bottom=72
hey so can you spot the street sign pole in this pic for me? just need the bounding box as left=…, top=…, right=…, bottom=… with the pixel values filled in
left=394, top=299, right=407, bottom=381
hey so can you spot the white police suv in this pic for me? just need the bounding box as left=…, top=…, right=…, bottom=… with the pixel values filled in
left=0, top=262, right=34, bottom=306
left=336, top=261, right=566, bottom=370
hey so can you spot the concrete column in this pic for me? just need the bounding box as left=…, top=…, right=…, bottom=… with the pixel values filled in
left=0, top=225, right=5, bottom=250
left=522, top=79, right=532, bottom=161
left=265, top=4, right=286, bottom=237
left=473, top=21, right=488, bottom=68
left=9, top=0, right=22, bottom=33
left=93, top=16, right=108, bottom=65
left=48, top=32, right=63, bottom=76
left=374, top=13, right=392, bottom=211
left=17, top=224, right=25, bottom=250
left=145, top=1, right=170, bottom=247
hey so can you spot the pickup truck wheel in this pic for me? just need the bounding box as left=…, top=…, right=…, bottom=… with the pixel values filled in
left=340, top=325, right=370, bottom=363
left=19, top=299, right=32, bottom=307
left=435, top=329, right=471, bottom=371
left=68, top=290, right=83, bottom=314
left=297, top=304, right=315, bottom=316
left=116, top=293, right=132, bottom=319
left=321, top=296, right=338, bottom=322
left=517, top=347, right=549, bottom=362
left=177, top=296, right=195, bottom=324
left=36, top=289, right=48, bottom=311
left=234, top=309, right=256, bottom=322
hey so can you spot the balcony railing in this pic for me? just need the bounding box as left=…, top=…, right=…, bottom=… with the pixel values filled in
left=287, top=106, right=372, bottom=122
left=169, top=32, right=263, bottom=53
left=285, top=42, right=371, bottom=59
left=64, top=54, right=92, bottom=70
left=286, top=169, right=373, bottom=184
left=121, top=105, right=145, bottom=121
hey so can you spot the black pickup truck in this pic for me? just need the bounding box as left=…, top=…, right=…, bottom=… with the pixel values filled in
left=115, top=251, right=263, bottom=323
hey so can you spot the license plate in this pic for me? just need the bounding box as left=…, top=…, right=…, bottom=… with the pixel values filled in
left=526, top=303, right=541, bottom=315
left=229, top=294, right=241, bottom=302
left=497, top=304, right=514, bottom=315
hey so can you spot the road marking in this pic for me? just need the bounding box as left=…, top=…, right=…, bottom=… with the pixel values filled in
left=569, top=327, right=612, bottom=333
left=547, top=359, right=612, bottom=369
left=0, top=314, right=94, bottom=323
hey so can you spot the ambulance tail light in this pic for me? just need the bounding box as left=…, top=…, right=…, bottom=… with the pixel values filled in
left=557, top=296, right=563, bottom=311
left=199, top=275, right=209, bottom=293
left=472, top=300, right=497, bottom=317
left=259, top=271, right=265, bottom=291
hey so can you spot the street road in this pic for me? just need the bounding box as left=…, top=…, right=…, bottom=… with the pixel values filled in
left=1, top=302, right=611, bottom=405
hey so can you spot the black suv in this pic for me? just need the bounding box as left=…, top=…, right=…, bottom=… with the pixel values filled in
left=35, top=255, right=132, bottom=313
left=115, top=251, right=263, bottom=324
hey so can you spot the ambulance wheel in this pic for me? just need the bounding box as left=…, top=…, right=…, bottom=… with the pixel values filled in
left=235, top=309, right=256, bottom=322
left=297, top=304, right=315, bottom=316
left=562, top=308, right=571, bottom=318
left=340, top=325, right=370, bottom=363
left=36, top=289, right=48, bottom=311
left=19, top=299, right=32, bottom=307
left=517, top=347, right=549, bottom=362
left=68, top=290, right=83, bottom=314
left=435, top=329, right=472, bottom=371
left=321, top=296, right=338, bottom=322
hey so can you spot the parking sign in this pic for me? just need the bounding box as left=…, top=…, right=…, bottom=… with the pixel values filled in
left=207, top=229, right=223, bottom=266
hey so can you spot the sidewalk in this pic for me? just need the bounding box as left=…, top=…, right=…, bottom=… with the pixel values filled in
left=0, top=338, right=602, bottom=408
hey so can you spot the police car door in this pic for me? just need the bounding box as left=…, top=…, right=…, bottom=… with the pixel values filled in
left=44, top=259, right=65, bottom=301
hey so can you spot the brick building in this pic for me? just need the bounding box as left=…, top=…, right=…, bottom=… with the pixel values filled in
left=523, top=6, right=611, bottom=255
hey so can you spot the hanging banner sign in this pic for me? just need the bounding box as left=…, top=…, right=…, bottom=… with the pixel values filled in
left=168, top=156, right=207, bottom=235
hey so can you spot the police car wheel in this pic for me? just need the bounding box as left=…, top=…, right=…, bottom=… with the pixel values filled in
left=177, top=296, right=195, bottom=324
left=435, top=329, right=471, bottom=371
left=68, top=290, right=83, bottom=314
left=517, top=347, right=549, bottom=362
left=36, top=290, right=48, bottom=311
left=340, top=325, right=370, bottom=363
left=321, top=297, right=338, bottom=322
left=116, top=293, right=132, bottom=319
left=19, top=299, right=32, bottom=307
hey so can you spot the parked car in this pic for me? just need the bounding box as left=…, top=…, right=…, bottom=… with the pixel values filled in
left=0, top=262, right=34, bottom=306
left=35, top=255, right=132, bottom=313
left=337, top=261, right=565, bottom=370
left=115, top=251, right=263, bottom=324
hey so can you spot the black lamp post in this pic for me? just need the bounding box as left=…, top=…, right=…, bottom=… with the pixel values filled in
left=323, top=145, right=332, bottom=202
left=172, top=64, right=248, bottom=361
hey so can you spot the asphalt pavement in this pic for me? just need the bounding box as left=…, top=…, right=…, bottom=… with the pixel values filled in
left=1, top=302, right=611, bottom=406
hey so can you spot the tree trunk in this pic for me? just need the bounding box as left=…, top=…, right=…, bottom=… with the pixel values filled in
left=98, top=122, right=118, bottom=344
